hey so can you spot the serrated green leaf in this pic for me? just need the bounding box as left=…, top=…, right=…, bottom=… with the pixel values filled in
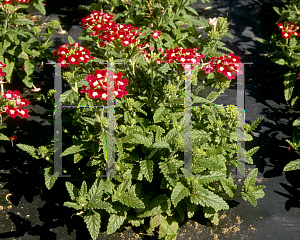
left=243, top=168, right=257, bottom=191
left=3, top=59, right=14, bottom=83
left=84, top=210, right=101, bottom=240
left=271, top=58, right=286, bottom=65
left=153, top=106, right=170, bottom=123
left=284, top=72, right=296, bottom=101
left=42, top=41, right=53, bottom=50
left=106, top=212, right=127, bottom=235
left=171, top=182, right=190, bottom=207
left=283, top=159, right=300, bottom=171
left=44, top=166, right=58, bottom=190
left=74, top=153, right=84, bottom=163
left=293, top=118, right=300, bottom=126
left=87, top=178, right=103, bottom=201
left=60, top=89, right=80, bottom=105
left=159, top=217, right=179, bottom=239
left=80, top=181, right=88, bottom=198
left=248, top=116, right=263, bottom=132
left=33, top=0, right=46, bottom=15
left=61, top=144, right=85, bottom=157
left=152, top=141, right=170, bottom=148
left=24, top=59, right=35, bottom=75
left=0, top=133, right=9, bottom=141
left=63, top=201, right=82, bottom=210
left=65, top=181, right=79, bottom=201
left=16, top=143, right=38, bottom=159
left=12, top=17, right=34, bottom=26
left=150, top=214, right=167, bottom=229
left=140, top=159, right=154, bottom=182
left=190, top=186, right=229, bottom=211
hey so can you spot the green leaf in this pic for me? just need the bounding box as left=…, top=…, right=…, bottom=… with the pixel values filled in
left=63, top=201, right=82, bottom=210
left=190, top=186, right=229, bottom=211
left=84, top=210, right=101, bottom=240
left=16, top=143, right=38, bottom=159
left=80, top=181, right=88, bottom=198
left=171, top=182, right=190, bottom=207
left=293, top=118, right=300, bottom=126
left=42, top=40, right=53, bottom=50
left=4, top=59, right=14, bottom=83
left=159, top=217, right=179, bottom=239
left=271, top=58, right=286, bottom=65
left=0, top=133, right=9, bottom=141
left=161, top=32, right=173, bottom=42
left=152, top=141, right=170, bottom=148
left=87, top=178, right=103, bottom=201
left=12, top=17, right=34, bottom=26
left=68, top=35, right=75, bottom=44
left=132, top=133, right=152, bottom=148
left=65, top=181, right=79, bottom=201
left=60, top=89, right=80, bottom=105
left=158, top=63, right=171, bottom=74
left=44, top=166, right=59, bottom=190
left=24, top=59, right=35, bottom=75
left=248, top=116, right=263, bottom=132
left=153, top=106, right=170, bottom=123
left=61, top=144, right=85, bottom=157
left=284, top=72, right=296, bottom=101
left=255, top=38, right=270, bottom=45
left=283, top=159, right=300, bottom=171
left=74, top=153, right=84, bottom=163
left=185, top=6, right=199, bottom=16
left=106, top=212, right=127, bottom=235
left=241, top=185, right=265, bottom=207
left=140, top=159, right=154, bottom=182
left=150, top=214, right=167, bottom=229
left=33, top=0, right=46, bottom=15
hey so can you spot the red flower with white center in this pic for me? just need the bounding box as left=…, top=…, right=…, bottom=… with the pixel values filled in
left=278, top=22, right=300, bottom=39
left=156, top=59, right=162, bottom=65
left=149, top=46, right=155, bottom=51
left=144, top=41, right=150, bottom=48
left=5, top=106, right=18, bottom=118
left=0, top=62, right=7, bottom=68
left=201, top=53, right=242, bottom=80
left=157, top=48, right=164, bottom=53
left=16, top=0, right=29, bottom=3
left=80, top=69, right=129, bottom=101
left=16, top=107, right=29, bottom=118
left=3, top=90, right=20, bottom=100
left=137, top=44, right=144, bottom=50
left=2, top=0, right=12, bottom=5
left=150, top=30, right=161, bottom=39
left=144, top=55, right=151, bottom=61
left=53, top=43, right=94, bottom=67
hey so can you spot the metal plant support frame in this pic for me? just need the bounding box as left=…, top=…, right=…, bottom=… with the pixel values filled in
left=47, top=61, right=249, bottom=180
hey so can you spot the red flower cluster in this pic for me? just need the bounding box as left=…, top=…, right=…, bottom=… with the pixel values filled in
left=201, top=52, right=243, bottom=80
left=0, top=62, right=7, bottom=78
left=81, top=10, right=142, bottom=47
left=1, top=90, right=30, bottom=118
left=163, top=47, right=205, bottom=70
left=278, top=22, right=300, bottom=39
left=80, top=69, right=129, bottom=100
left=53, top=43, right=94, bottom=67
left=150, top=30, right=161, bottom=40
left=2, top=0, right=29, bottom=4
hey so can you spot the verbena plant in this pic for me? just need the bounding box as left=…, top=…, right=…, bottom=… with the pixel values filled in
left=0, top=0, right=60, bottom=89
left=16, top=5, right=265, bottom=240
left=257, top=0, right=300, bottom=108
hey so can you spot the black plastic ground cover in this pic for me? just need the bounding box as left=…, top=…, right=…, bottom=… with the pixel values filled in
left=1, top=0, right=300, bottom=239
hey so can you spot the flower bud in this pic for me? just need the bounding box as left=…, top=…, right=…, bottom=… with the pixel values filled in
left=31, top=26, right=41, bottom=35
left=48, top=20, right=61, bottom=31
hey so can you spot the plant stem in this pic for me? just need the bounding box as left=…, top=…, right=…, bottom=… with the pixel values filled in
left=148, top=148, right=158, bottom=160
left=202, top=79, right=207, bottom=98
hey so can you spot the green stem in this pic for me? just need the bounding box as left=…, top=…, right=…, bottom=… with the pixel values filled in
left=148, top=148, right=158, bottom=160
left=202, top=79, right=207, bottom=98
left=150, top=63, right=154, bottom=99
left=204, top=40, right=218, bottom=56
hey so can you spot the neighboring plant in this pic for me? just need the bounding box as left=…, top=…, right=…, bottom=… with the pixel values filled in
left=17, top=7, right=265, bottom=240
left=257, top=0, right=300, bottom=108
left=0, top=0, right=61, bottom=89
left=283, top=117, right=300, bottom=171
left=0, top=61, right=30, bottom=141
